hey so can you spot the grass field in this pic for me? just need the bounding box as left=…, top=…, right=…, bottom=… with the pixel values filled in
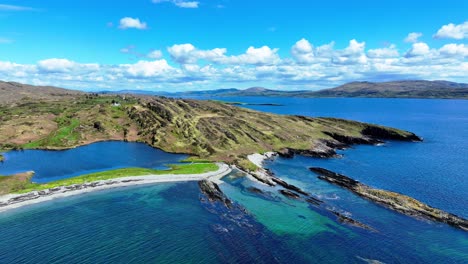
left=7, top=163, right=218, bottom=194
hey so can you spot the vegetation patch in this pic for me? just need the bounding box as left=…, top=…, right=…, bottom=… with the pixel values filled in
left=7, top=163, right=218, bottom=194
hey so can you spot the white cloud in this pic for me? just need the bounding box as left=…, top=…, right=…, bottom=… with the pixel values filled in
left=118, top=17, right=148, bottom=30
left=439, top=44, right=468, bottom=57
left=405, top=42, right=431, bottom=58
left=152, top=0, right=199, bottom=8
left=434, top=21, right=468, bottom=39
left=332, top=39, right=367, bottom=65
left=37, top=58, right=76, bottom=73
left=147, top=50, right=163, bottom=59
left=404, top=32, right=422, bottom=43
left=168, top=43, right=227, bottom=64
left=167, top=44, right=279, bottom=65
left=1, top=38, right=467, bottom=91
left=123, top=60, right=175, bottom=77
left=291, top=38, right=314, bottom=64
left=222, top=46, right=280, bottom=65
left=368, top=45, right=399, bottom=58
left=37, top=58, right=99, bottom=73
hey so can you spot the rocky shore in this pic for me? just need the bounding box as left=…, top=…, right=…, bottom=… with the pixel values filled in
left=245, top=152, right=377, bottom=232
left=310, top=167, right=468, bottom=231
left=0, top=163, right=232, bottom=212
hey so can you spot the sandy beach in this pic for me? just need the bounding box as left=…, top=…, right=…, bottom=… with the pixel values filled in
left=247, top=152, right=276, bottom=168
left=0, top=163, right=232, bottom=212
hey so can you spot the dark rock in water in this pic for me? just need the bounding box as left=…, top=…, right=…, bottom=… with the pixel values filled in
left=198, top=180, right=232, bottom=208
left=309, top=167, right=360, bottom=188
left=305, top=196, right=323, bottom=206
left=279, top=189, right=300, bottom=199
left=310, top=167, right=468, bottom=231
left=271, top=177, right=309, bottom=196
left=361, top=125, right=422, bottom=142
left=246, top=187, right=264, bottom=194
left=331, top=211, right=377, bottom=232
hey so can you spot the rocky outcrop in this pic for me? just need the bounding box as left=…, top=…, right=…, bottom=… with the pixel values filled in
left=323, top=131, right=383, bottom=145
left=279, top=189, right=301, bottom=199
left=332, top=211, right=377, bottom=232
left=278, top=141, right=339, bottom=159
left=361, top=125, right=422, bottom=142
left=198, top=180, right=232, bottom=208
left=271, top=177, right=309, bottom=196
left=310, top=167, right=468, bottom=231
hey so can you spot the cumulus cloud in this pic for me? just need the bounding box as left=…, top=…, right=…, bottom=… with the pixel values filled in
left=439, top=44, right=468, bottom=57
left=291, top=38, right=314, bottom=64
left=167, top=44, right=279, bottom=65
left=434, top=21, right=468, bottom=39
left=37, top=58, right=99, bottom=73
left=37, top=58, right=76, bottom=73
left=122, top=59, right=175, bottom=78
left=222, top=46, right=280, bottom=65
left=1, top=37, right=468, bottom=91
left=404, top=32, right=422, bottom=43
left=332, top=39, right=367, bottom=65
left=118, top=17, right=148, bottom=30
left=168, top=43, right=227, bottom=64
left=405, top=42, right=431, bottom=58
left=152, top=0, right=199, bottom=8
left=367, top=45, right=399, bottom=58
left=147, top=50, right=163, bottom=59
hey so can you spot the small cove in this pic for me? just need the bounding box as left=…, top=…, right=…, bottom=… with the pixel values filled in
left=0, top=141, right=187, bottom=183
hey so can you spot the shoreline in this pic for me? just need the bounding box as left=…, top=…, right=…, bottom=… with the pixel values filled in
left=247, top=152, right=276, bottom=168
left=0, top=163, right=232, bottom=212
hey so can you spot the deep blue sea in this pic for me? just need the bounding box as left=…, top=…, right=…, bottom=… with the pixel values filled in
left=0, top=98, right=467, bottom=263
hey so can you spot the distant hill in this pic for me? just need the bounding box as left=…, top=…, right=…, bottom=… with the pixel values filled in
left=0, top=81, right=83, bottom=104
left=135, top=80, right=468, bottom=99
left=309, top=80, right=468, bottom=99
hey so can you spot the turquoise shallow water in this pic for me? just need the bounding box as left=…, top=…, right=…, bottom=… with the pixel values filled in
left=1, top=98, right=468, bottom=263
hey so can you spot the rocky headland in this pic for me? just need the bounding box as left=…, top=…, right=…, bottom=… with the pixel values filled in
left=310, top=167, right=468, bottom=231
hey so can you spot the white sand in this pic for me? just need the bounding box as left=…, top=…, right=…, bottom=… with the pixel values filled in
left=0, top=163, right=231, bottom=212
left=247, top=152, right=276, bottom=168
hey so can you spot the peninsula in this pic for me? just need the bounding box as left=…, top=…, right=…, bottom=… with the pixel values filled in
left=0, top=81, right=420, bottom=197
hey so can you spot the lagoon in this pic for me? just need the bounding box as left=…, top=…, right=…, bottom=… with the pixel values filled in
left=0, top=141, right=187, bottom=183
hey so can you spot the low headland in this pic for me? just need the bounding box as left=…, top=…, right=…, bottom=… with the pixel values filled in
left=309, top=167, right=468, bottom=231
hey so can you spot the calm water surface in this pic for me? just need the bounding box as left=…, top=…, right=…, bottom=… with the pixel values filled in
left=0, top=141, right=187, bottom=183
left=0, top=98, right=467, bottom=263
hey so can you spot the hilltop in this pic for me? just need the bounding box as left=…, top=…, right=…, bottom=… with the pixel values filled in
left=0, top=81, right=83, bottom=104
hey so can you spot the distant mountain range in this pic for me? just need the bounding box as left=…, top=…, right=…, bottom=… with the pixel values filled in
left=104, top=80, right=468, bottom=99
left=2, top=80, right=468, bottom=102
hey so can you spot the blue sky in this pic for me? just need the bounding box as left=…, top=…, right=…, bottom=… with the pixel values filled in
left=0, top=0, right=467, bottom=91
